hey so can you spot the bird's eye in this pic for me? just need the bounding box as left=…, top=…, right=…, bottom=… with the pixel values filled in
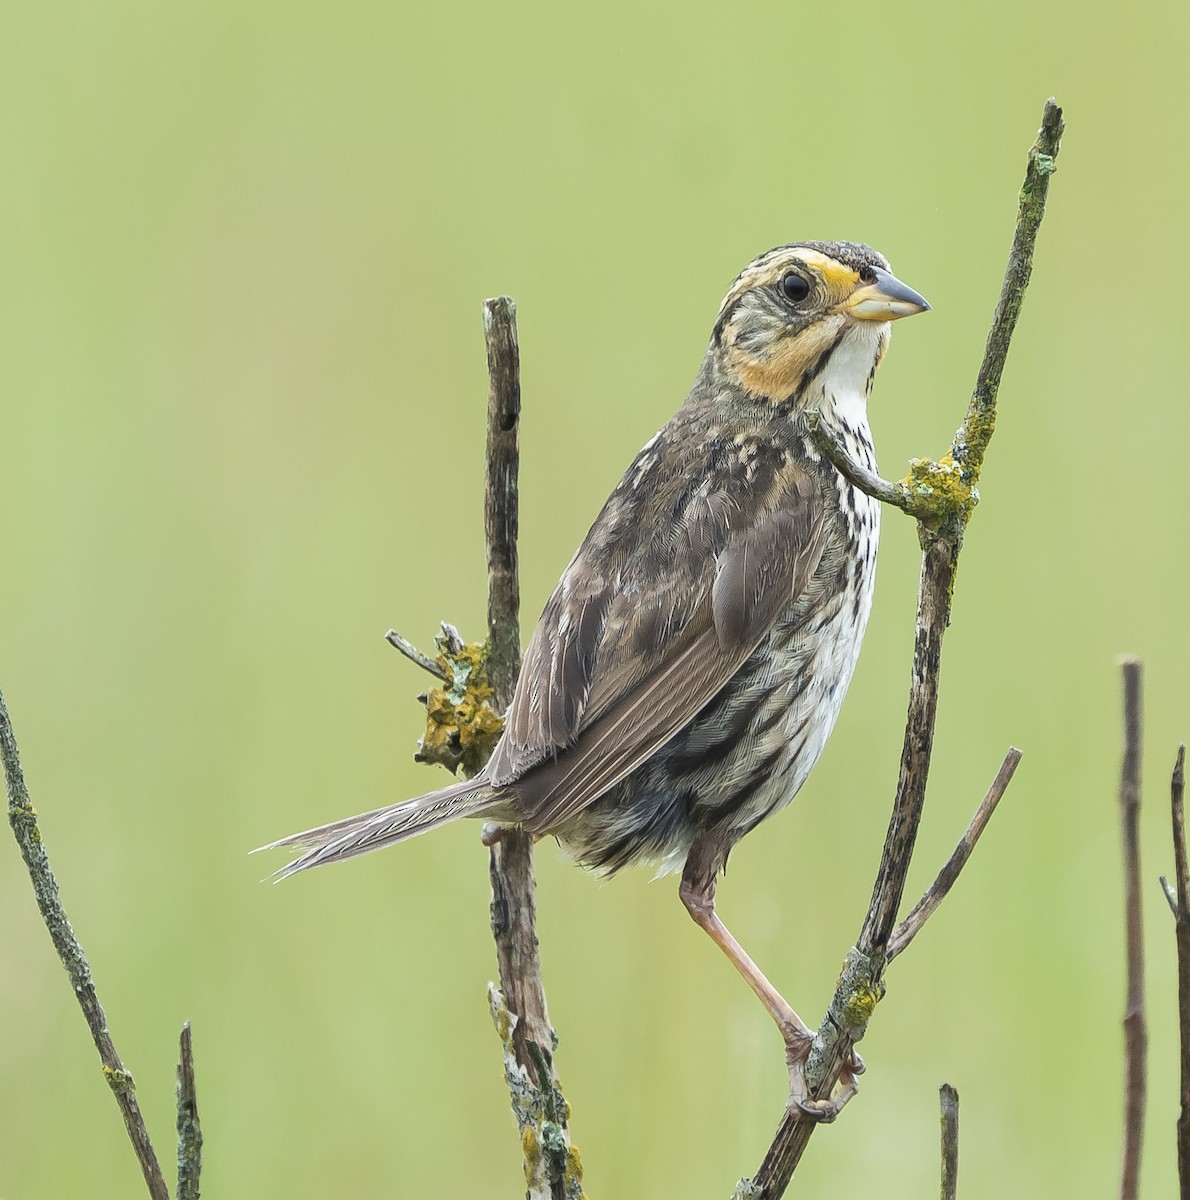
left=780, top=272, right=810, bottom=302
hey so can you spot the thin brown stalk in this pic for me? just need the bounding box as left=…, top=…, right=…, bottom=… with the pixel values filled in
left=1118, top=658, right=1145, bottom=1200
left=889, top=747, right=1023, bottom=961
left=1, top=690, right=171, bottom=1200
left=1168, top=744, right=1189, bottom=1197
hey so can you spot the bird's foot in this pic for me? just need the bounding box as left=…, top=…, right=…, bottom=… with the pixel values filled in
left=481, top=822, right=546, bottom=847
left=784, top=1031, right=863, bottom=1123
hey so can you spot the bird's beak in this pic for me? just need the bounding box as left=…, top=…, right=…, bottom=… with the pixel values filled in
left=845, top=268, right=930, bottom=322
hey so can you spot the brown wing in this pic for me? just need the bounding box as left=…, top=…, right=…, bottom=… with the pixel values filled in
left=485, top=434, right=826, bottom=832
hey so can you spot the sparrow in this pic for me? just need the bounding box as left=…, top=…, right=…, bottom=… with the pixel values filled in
left=264, top=241, right=929, bottom=1117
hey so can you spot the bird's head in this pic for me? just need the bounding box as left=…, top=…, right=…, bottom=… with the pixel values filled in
left=712, top=241, right=929, bottom=405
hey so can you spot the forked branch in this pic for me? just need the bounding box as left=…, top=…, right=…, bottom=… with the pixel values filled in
left=1, top=690, right=185, bottom=1200
left=743, top=98, right=1062, bottom=1197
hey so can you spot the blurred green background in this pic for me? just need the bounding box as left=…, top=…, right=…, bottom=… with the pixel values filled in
left=2, top=1, right=1188, bottom=1196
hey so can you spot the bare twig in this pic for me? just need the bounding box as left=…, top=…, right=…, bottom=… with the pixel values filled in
left=481, top=296, right=582, bottom=1200
left=743, top=98, right=1062, bottom=1196
left=940, top=1083, right=959, bottom=1200
left=384, top=629, right=450, bottom=682
left=805, top=410, right=921, bottom=515
left=1172, top=746, right=1188, bottom=910
left=176, top=1022, right=202, bottom=1200
left=1, top=689, right=171, bottom=1200
left=1167, top=743, right=1189, bottom=1197
left=888, top=747, right=1023, bottom=961
left=1118, top=658, right=1146, bottom=1200
left=958, top=104, right=1062, bottom=490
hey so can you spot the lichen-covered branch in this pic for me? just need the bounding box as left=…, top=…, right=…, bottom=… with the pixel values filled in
left=411, top=629, right=504, bottom=778
left=740, top=98, right=1063, bottom=1197
left=481, top=296, right=583, bottom=1200
left=1, top=689, right=171, bottom=1200
left=747, top=535, right=957, bottom=1192
left=956, top=99, right=1064, bottom=488
left=385, top=299, right=579, bottom=1195
left=812, top=99, right=1064, bottom=535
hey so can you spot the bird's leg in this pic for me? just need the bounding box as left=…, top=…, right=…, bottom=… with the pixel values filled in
left=679, top=846, right=860, bottom=1122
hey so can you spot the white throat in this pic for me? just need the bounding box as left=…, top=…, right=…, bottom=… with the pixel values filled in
left=811, top=322, right=888, bottom=441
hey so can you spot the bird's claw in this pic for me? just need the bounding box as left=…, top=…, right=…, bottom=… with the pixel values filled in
left=785, top=1037, right=863, bottom=1123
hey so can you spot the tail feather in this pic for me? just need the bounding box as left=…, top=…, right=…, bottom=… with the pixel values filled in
left=258, top=778, right=501, bottom=880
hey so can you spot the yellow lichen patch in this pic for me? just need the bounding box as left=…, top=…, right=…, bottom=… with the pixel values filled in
left=899, top=453, right=978, bottom=522
left=102, top=1066, right=136, bottom=1095
left=566, top=1144, right=584, bottom=1182
left=955, top=403, right=997, bottom=478
left=841, top=981, right=881, bottom=1028
left=489, top=988, right=515, bottom=1045
left=521, top=1126, right=542, bottom=1184
left=415, top=638, right=505, bottom=777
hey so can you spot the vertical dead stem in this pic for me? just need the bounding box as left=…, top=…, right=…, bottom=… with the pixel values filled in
left=1118, top=659, right=1145, bottom=1200
left=482, top=297, right=582, bottom=1200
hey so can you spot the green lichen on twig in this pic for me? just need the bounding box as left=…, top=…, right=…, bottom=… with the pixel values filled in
left=812, top=99, right=1064, bottom=543
left=805, top=947, right=885, bottom=1091
left=414, top=630, right=505, bottom=778
left=807, top=417, right=975, bottom=529
left=104, top=1065, right=137, bottom=1096
left=490, top=987, right=586, bottom=1200
left=897, top=455, right=979, bottom=525
left=748, top=101, right=1063, bottom=1199
left=954, top=97, right=1064, bottom=490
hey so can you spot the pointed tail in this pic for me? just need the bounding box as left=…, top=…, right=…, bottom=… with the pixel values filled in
left=258, top=778, right=501, bottom=880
